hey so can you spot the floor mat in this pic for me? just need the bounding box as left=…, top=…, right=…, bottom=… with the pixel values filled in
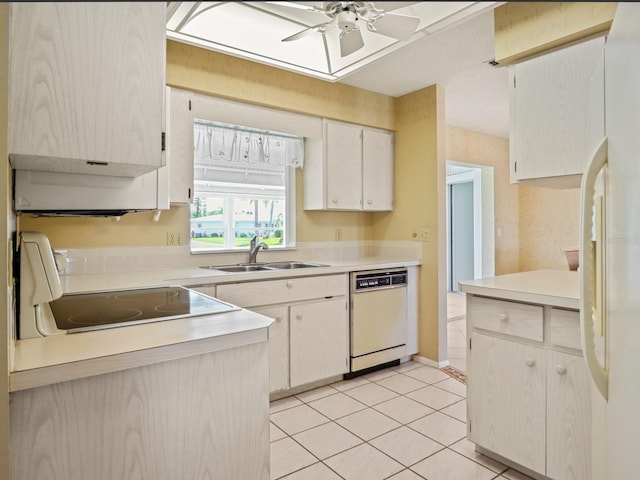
left=441, top=365, right=467, bottom=385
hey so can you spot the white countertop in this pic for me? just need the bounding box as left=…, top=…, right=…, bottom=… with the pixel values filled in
left=12, top=256, right=420, bottom=392
left=459, top=269, right=580, bottom=309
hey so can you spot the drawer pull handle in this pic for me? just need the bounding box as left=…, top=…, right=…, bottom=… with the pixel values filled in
left=525, top=358, right=536, bottom=367
left=556, top=365, right=567, bottom=375
left=498, top=313, right=508, bottom=321
left=286, top=281, right=293, bottom=289
left=296, top=313, right=303, bottom=320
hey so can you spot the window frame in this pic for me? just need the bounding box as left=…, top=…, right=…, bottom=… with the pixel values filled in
left=190, top=170, right=296, bottom=253
left=175, top=89, right=322, bottom=255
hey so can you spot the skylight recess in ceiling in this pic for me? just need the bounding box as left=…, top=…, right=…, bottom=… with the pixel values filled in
left=166, top=1, right=500, bottom=81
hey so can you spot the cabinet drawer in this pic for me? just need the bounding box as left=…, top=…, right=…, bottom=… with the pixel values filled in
left=470, top=296, right=543, bottom=341
left=216, top=274, right=347, bottom=308
left=549, top=308, right=582, bottom=351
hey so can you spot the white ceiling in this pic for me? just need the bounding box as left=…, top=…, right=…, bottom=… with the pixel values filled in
left=167, top=2, right=509, bottom=138
left=340, top=9, right=509, bottom=138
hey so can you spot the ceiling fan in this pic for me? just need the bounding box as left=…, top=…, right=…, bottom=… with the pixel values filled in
left=278, top=2, right=421, bottom=57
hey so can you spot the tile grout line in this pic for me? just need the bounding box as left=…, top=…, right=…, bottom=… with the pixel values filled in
left=270, top=362, right=521, bottom=480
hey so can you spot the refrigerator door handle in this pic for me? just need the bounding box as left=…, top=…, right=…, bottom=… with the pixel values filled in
left=580, top=136, right=608, bottom=400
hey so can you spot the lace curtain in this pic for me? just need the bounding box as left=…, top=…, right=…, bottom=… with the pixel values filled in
left=194, top=121, right=304, bottom=176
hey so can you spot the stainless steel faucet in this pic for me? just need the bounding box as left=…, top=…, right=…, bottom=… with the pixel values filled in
left=249, top=235, right=269, bottom=263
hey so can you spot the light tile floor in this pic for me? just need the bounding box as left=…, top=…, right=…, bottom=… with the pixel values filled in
left=447, top=292, right=467, bottom=373
left=270, top=360, right=533, bottom=480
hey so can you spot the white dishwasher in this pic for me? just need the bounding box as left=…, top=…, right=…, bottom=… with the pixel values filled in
left=349, top=268, right=408, bottom=374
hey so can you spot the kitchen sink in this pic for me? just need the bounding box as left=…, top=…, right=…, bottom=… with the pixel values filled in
left=201, top=264, right=274, bottom=273
left=200, top=261, right=328, bottom=273
left=264, top=261, right=328, bottom=269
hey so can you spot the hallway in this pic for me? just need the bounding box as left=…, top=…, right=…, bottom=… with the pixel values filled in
left=447, top=292, right=467, bottom=373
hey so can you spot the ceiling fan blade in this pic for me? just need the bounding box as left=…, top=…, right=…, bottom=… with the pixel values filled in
left=370, top=13, right=420, bottom=41
left=282, top=23, right=324, bottom=42
left=340, top=27, right=364, bottom=57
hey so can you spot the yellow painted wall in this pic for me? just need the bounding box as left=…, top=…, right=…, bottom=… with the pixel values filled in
left=21, top=40, right=394, bottom=248
left=166, top=41, right=394, bottom=130
left=446, top=126, right=519, bottom=275
left=519, top=186, right=580, bottom=272
left=495, top=2, right=617, bottom=65
left=0, top=3, right=11, bottom=477
left=372, top=85, right=447, bottom=362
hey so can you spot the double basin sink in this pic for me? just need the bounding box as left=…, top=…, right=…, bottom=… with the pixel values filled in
left=200, top=261, right=328, bottom=273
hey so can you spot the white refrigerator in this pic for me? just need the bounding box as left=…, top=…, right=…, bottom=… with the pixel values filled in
left=580, top=3, right=640, bottom=479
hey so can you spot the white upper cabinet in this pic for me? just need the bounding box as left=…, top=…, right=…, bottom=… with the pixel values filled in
left=8, top=2, right=166, bottom=177
left=167, top=87, right=194, bottom=204
left=304, top=119, right=394, bottom=211
left=509, top=36, right=605, bottom=187
left=362, top=128, right=394, bottom=211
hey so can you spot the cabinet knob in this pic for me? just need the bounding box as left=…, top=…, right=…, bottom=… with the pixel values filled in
left=367, top=199, right=373, bottom=205
left=296, top=313, right=303, bottom=320
left=524, top=358, right=536, bottom=367
left=286, top=281, right=293, bottom=289
left=498, top=313, right=508, bottom=321
left=556, top=365, right=567, bottom=375
left=275, top=316, right=282, bottom=322
left=332, top=198, right=338, bottom=204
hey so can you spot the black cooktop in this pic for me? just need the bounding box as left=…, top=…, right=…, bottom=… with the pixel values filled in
left=49, top=286, right=238, bottom=333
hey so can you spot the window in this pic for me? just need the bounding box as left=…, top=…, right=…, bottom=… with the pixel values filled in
left=190, top=120, right=302, bottom=252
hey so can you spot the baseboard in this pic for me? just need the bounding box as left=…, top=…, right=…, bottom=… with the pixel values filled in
left=412, top=355, right=450, bottom=369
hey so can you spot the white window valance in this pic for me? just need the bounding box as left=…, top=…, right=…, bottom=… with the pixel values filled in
left=194, top=121, right=304, bottom=187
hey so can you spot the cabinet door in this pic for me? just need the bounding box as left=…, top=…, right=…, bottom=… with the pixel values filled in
left=290, top=298, right=348, bottom=387
left=325, top=121, right=362, bottom=210
left=253, top=306, right=290, bottom=394
left=168, top=88, right=194, bottom=204
left=510, top=36, right=604, bottom=184
left=468, top=334, right=546, bottom=475
left=362, top=129, right=394, bottom=211
left=547, top=351, right=592, bottom=480
left=9, top=3, right=166, bottom=177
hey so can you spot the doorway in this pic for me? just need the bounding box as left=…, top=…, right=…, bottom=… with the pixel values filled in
left=448, top=180, right=475, bottom=292
left=445, top=161, right=495, bottom=372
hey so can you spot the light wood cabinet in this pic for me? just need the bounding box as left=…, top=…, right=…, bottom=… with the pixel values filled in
left=8, top=2, right=166, bottom=177
left=304, top=120, right=394, bottom=211
left=215, top=274, right=349, bottom=393
left=167, top=87, right=194, bottom=203
left=253, top=305, right=289, bottom=393
left=290, top=298, right=349, bottom=387
left=467, top=296, right=591, bottom=480
left=10, top=342, right=270, bottom=480
left=509, top=36, right=605, bottom=187
left=546, top=350, right=591, bottom=480
left=468, top=333, right=546, bottom=473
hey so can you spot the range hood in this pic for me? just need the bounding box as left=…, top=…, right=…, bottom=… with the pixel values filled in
left=13, top=167, right=169, bottom=217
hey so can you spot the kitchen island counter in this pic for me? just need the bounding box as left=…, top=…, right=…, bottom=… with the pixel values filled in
left=459, top=269, right=579, bottom=309
left=10, top=307, right=273, bottom=392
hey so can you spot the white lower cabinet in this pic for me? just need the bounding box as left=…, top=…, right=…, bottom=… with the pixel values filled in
left=253, top=305, right=289, bottom=393
left=215, top=274, right=349, bottom=394
left=468, top=334, right=546, bottom=474
left=546, top=350, right=591, bottom=480
left=289, top=298, right=349, bottom=388
left=467, top=296, right=590, bottom=480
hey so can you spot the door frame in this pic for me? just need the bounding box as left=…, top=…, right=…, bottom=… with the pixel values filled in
left=446, top=166, right=482, bottom=290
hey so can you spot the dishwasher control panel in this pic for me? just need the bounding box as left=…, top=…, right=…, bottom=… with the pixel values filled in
left=353, top=269, right=408, bottom=291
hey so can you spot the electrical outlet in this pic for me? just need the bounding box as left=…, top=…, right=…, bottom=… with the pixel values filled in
left=335, top=228, right=343, bottom=241
left=167, top=232, right=183, bottom=246
left=419, top=228, right=431, bottom=242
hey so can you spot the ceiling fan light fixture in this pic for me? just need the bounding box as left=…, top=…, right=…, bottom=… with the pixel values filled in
left=336, top=10, right=358, bottom=33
